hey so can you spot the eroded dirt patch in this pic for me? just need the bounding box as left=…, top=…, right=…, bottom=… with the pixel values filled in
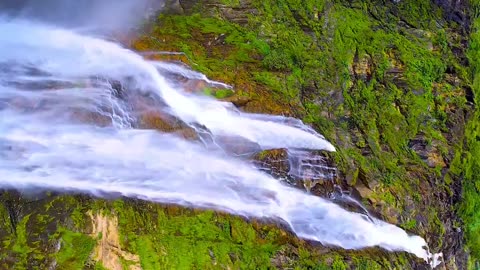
left=89, top=212, right=141, bottom=270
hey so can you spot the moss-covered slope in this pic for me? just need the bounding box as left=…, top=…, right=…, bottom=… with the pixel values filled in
left=1, top=0, right=479, bottom=269
left=133, top=0, right=473, bottom=267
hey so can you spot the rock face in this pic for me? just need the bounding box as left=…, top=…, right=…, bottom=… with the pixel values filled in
left=175, top=0, right=257, bottom=24
left=132, top=0, right=475, bottom=268
left=253, top=149, right=337, bottom=197
left=0, top=0, right=478, bottom=269
left=433, top=0, right=470, bottom=27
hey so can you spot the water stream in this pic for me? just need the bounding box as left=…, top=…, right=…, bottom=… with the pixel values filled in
left=0, top=17, right=437, bottom=265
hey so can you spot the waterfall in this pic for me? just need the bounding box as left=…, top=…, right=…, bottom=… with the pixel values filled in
left=0, top=17, right=435, bottom=264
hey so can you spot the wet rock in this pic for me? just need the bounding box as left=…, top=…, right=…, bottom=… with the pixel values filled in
left=127, top=91, right=198, bottom=139
left=224, top=95, right=252, bottom=108
left=253, top=149, right=290, bottom=181
left=182, top=79, right=209, bottom=93
left=289, top=150, right=337, bottom=196
left=138, top=111, right=198, bottom=140
left=213, top=135, right=262, bottom=156
left=309, top=180, right=336, bottom=198
left=252, top=149, right=338, bottom=196
left=69, top=109, right=114, bottom=127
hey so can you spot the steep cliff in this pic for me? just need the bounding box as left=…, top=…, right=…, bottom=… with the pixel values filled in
left=0, top=0, right=478, bottom=269
left=134, top=0, right=474, bottom=267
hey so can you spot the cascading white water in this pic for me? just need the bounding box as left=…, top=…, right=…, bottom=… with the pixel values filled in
left=0, top=18, right=435, bottom=264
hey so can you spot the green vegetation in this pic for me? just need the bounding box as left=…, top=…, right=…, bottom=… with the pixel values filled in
left=95, top=262, right=109, bottom=270
left=0, top=189, right=422, bottom=269
left=134, top=0, right=469, bottom=262
left=137, top=0, right=462, bottom=188
left=55, top=229, right=95, bottom=270
left=109, top=199, right=414, bottom=269
left=203, top=87, right=235, bottom=99
left=0, top=0, right=477, bottom=268
left=113, top=200, right=281, bottom=269
left=132, top=0, right=480, bottom=267
left=0, top=194, right=412, bottom=269
left=457, top=0, right=480, bottom=264
left=11, top=215, right=32, bottom=269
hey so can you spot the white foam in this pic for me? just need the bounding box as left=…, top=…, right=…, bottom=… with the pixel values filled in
left=0, top=17, right=433, bottom=264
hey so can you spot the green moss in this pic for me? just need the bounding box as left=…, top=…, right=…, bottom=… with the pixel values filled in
left=139, top=1, right=462, bottom=265
left=214, top=89, right=235, bottom=99
left=456, top=1, right=480, bottom=263
left=55, top=229, right=95, bottom=270
left=135, top=236, right=161, bottom=270
left=112, top=200, right=281, bottom=269
left=0, top=193, right=415, bottom=269
left=0, top=0, right=469, bottom=268
left=95, top=262, right=109, bottom=270
left=219, top=0, right=240, bottom=7
left=12, top=215, right=32, bottom=269
left=400, top=219, right=417, bottom=231
left=203, top=88, right=235, bottom=99
left=108, top=198, right=414, bottom=269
